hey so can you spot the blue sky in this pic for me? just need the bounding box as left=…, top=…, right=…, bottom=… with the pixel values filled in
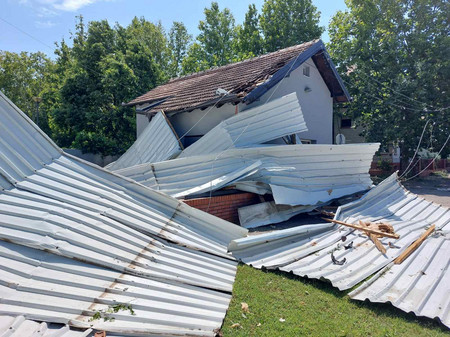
left=0, top=0, right=347, bottom=57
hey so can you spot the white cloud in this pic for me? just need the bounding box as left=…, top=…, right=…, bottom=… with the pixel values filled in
left=35, top=20, right=57, bottom=28
left=52, top=0, right=97, bottom=11
left=36, top=6, right=58, bottom=17
left=17, top=0, right=106, bottom=16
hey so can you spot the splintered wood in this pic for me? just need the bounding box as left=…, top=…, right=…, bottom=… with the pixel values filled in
left=359, top=220, right=387, bottom=254
left=322, top=218, right=400, bottom=239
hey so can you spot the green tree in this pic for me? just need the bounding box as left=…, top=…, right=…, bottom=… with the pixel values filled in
left=181, top=43, right=210, bottom=75
left=328, top=0, right=450, bottom=158
left=260, top=0, right=324, bottom=52
left=168, top=22, right=192, bottom=77
left=235, top=4, right=264, bottom=59
left=49, top=16, right=163, bottom=156
left=197, top=2, right=236, bottom=67
left=0, top=50, right=55, bottom=134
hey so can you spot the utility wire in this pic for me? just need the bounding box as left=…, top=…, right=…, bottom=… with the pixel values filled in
left=402, top=134, right=450, bottom=182
left=399, top=119, right=431, bottom=178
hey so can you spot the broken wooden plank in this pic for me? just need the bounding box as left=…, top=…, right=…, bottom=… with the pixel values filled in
left=394, top=224, right=435, bottom=264
left=322, top=218, right=400, bottom=239
left=359, top=220, right=386, bottom=254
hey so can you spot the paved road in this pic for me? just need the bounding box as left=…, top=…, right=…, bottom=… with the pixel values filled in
left=403, top=173, right=450, bottom=208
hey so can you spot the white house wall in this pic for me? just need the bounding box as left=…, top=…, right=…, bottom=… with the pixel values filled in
left=168, top=103, right=238, bottom=146
left=245, top=57, right=333, bottom=144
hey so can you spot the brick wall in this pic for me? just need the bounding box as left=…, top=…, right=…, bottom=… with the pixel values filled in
left=183, top=192, right=260, bottom=224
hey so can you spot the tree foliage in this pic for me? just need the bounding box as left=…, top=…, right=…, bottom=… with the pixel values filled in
left=235, top=4, right=264, bottom=59
left=0, top=51, right=55, bottom=134
left=168, top=22, right=192, bottom=78
left=260, top=0, right=324, bottom=52
left=328, top=0, right=450, bottom=158
left=49, top=16, right=165, bottom=155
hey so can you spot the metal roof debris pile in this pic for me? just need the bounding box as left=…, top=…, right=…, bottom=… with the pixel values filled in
left=106, top=111, right=183, bottom=171
left=0, top=91, right=248, bottom=336
left=229, top=173, right=450, bottom=327
left=115, top=143, right=380, bottom=205
left=178, top=92, right=308, bottom=158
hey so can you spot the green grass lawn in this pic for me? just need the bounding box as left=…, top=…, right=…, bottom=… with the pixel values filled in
left=221, top=264, right=448, bottom=336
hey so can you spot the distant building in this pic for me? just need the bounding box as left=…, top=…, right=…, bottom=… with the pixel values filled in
left=126, top=39, right=350, bottom=147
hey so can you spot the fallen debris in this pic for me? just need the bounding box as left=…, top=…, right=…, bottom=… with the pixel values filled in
left=106, top=110, right=182, bottom=170
left=179, top=92, right=308, bottom=158
left=241, top=302, right=250, bottom=313
left=394, top=224, right=436, bottom=264
left=0, top=91, right=247, bottom=336
left=322, top=218, right=400, bottom=239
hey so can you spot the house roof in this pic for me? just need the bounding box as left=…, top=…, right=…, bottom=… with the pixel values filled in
left=127, top=39, right=351, bottom=114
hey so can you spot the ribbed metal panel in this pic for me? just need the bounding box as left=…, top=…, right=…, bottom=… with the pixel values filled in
left=228, top=223, right=336, bottom=268
left=116, top=143, right=380, bottom=205
left=229, top=173, right=450, bottom=327
left=0, top=241, right=233, bottom=336
left=238, top=201, right=318, bottom=228
left=349, top=231, right=449, bottom=328
left=0, top=91, right=248, bottom=335
left=0, top=315, right=92, bottom=337
left=106, top=111, right=182, bottom=171
left=279, top=173, right=450, bottom=290
left=179, top=93, right=307, bottom=158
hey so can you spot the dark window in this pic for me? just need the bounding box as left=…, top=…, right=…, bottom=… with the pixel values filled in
left=303, top=66, right=310, bottom=77
left=341, top=118, right=352, bottom=128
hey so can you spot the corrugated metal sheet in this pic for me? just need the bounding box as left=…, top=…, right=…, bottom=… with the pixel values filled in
left=0, top=241, right=233, bottom=336
left=0, top=315, right=92, bottom=337
left=228, top=223, right=336, bottom=268
left=229, top=173, right=450, bottom=327
left=116, top=143, right=379, bottom=205
left=106, top=111, right=182, bottom=171
left=0, top=91, right=248, bottom=335
left=179, top=93, right=307, bottom=158
left=279, top=173, right=450, bottom=290
left=238, top=201, right=318, bottom=228
left=349, top=230, right=449, bottom=328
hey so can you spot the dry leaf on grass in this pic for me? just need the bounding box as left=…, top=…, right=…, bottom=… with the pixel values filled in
left=230, top=323, right=242, bottom=329
left=241, top=302, right=250, bottom=313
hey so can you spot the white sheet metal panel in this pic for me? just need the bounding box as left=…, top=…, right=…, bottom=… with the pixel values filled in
left=349, top=231, right=450, bottom=328
left=0, top=315, right=92, bottom=337
left=238, top=201, right=317, bottom=228
left=106, top=111, right=182, bottom=171
left=0, top=241, right=233, bottom=336
left=179, top=93, right=307, bottom=158
left=0, top=91, right=248, bottom=335
left=228, top=223, right=336, bottom=268
left=279, top=173, right=450, bottom=291
left=116, top=143, right=379, bottom=206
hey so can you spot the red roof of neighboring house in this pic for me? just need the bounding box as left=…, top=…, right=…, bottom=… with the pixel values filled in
left=127, top=39, right=350, bottom=114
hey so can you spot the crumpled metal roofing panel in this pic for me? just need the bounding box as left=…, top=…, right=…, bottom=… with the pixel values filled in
left=279, top=173, right=450, bottom=290
left=116, top=143, right=379, bottom=205
left=0, top=91, right=248, bottom=335
left=106, top=111, right=182, bottom=171
left=349, top=230, right=449, bottom=328
left=179, top=93, right=307, bottom=158
left=0, top=315, right=92, bottom=337
left=228, top=223, right=336, bottom=268
left=0, top=241, right=233, bottom=336
left=237, top=201, right=318, bottom=228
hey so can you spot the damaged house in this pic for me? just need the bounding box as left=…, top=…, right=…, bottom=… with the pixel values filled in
left=126, top=39, right=350, bottom=147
